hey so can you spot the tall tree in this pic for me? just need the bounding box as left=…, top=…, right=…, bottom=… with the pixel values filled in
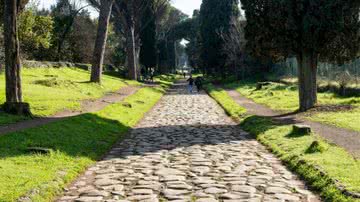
left=242, top=0, right=360, bottom=111
left=51, top=0, right=89, bottom=61
left=139, top=0, right=157, bottom=72
left=113, top=0, right=144, bottom=80
left=219, top=16, right=246, bottom=79
left=3, top=0, right=31, bottom=115
left=0, top=2, right=4, bottom=25
left=112, top=0, right=171, bottom=79
left=67, top=10, right=97, bottom=63
left=90, top=0, right=114, bottom=83
left=199, top=0, right=240, bottom=75
left=156, top=7, right=187, bottom=72
left=184, top=10, right=201, bottom=71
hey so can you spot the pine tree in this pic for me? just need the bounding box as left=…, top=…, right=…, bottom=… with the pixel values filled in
left=140, top=0, right=157, bottom=72
left=90, top=0, right=114, bottom=83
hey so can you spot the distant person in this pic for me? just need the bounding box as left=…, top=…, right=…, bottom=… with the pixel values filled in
left=183, top=72, right=186, bottom=79
left=187, top=75, right=194, bottom=93
left=150, top=68, right=155, bottom=82
left=195, top=77, right=203, bottom=92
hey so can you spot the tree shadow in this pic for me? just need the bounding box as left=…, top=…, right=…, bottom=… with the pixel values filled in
left=271, top=110, right=300, bottom=118
left=285, top=130, right=309, bottom=138
left=239, top=115, right=279, bottom=138
left=0, top=112, right=258, bottom=161
left=240, top=115, right=307, bottom=140
left=76, top=81, right=92, bottom=84
left=0, top=113, right=131, bottom=159
left=107, top=124, right=255, bottom=158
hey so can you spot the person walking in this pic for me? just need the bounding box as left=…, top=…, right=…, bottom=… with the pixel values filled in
left=187, top=75, right=194, bottom=93
left=195, top=76, right=203, bottom=92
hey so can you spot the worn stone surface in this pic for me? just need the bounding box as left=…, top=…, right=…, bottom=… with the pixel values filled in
left=58, top=82, right=320, bottom=202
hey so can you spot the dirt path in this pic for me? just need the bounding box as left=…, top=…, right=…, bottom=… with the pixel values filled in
left=0, top=86, right=140, bottom=136
left=57, top=81, right=319, bottom=202
left=226, top=89, right=360, bottom=158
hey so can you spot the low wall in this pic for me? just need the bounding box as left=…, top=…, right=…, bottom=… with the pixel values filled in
left=22, top=60, right=91, bottom=70
left=0, top=60, right=119, bottom=73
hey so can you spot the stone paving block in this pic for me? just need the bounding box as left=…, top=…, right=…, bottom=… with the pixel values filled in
left=57, top=82, right=320, bottom=202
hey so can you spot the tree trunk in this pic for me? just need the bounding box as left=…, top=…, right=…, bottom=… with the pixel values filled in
left=90, top=0, right=113, bottom=83
left=297, top=51, right=318, bottom=112
left=3, top=0, right=30, bottom=115
left=57, top=18, right=75, bottom=61
left=126, top=26, right=137, bottom=80
left=135, top=39, right=141, bottom=79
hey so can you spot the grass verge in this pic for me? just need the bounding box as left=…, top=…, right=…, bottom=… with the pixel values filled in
left=0, top=76, right=174, bottom=202
left=205, top=83, right=247, bottom=121
left=0, top=67, right=139, bottom=125
left=205, top=84, right=360, bottom=202
left=226, top=81, right=360, bottom=132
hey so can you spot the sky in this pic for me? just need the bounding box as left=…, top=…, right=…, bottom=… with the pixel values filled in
left=38, top=0, right=202, bottom=18
left=172, top=0, right=202, bottom=16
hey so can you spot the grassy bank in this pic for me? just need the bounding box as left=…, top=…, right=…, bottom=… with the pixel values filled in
left=0, top=67, right=139, bottom=125
left=205, top=84, right=360, bottom=202
left=0, top=76, right=174, bottom=201
left=226, top=81, right=360, bottom=132
left=205, top=83, right=247, bottom=121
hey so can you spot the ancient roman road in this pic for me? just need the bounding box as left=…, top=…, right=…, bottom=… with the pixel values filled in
left=58, top=81, right=320, bottom=202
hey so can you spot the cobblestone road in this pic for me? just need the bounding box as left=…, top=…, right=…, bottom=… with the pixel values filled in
left=58, top=81, right=320, bottom=202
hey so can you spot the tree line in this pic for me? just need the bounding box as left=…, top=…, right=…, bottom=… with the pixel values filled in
left=190, top=0, right=360, bottom=112
left=1, top=0, right=360, bottom=115
left=0, top=0, right=187, bottom=115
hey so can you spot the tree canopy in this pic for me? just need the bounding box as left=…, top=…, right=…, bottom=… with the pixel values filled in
left=199, top=0, right=240, bottom=75
left=242, top=0, right=360, bottom=63
left=242, top=0, right=360, bottom=111
left=18, top=9, right=53, bottom=59
left=140, top=0, right=157, bottom=69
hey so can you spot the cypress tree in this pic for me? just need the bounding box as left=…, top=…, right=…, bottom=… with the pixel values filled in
left=199, top=0, right=239, bottom=75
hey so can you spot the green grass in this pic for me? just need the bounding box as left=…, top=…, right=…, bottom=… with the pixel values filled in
left=0, top=78, right=173, bottom=201
left=205, top=83, right=247, bottom=121
left=206, top=86, right=360, bottom=202
left=226, top=81, right=360, bottom=132
left=155, top=74, right=180, bottom=88
left=0, top=67, right=139, bottom=125
left=308, top=109, right=360, bottom=132
left=241, top=117, right=360, bottom=202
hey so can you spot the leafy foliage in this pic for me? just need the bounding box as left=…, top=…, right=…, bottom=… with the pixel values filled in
left=199, top=0, right=240, bottom=75
left=18, top=10, right=54, bottom=58
left=184, top=10, right=201, bottom=69
left=241, top=0, right=360, bottom=111
left=156, top=6, right=188, bottom=72
left=241, top=0, right=360, bottom=63
left=140, top=0, right=157, bottom=69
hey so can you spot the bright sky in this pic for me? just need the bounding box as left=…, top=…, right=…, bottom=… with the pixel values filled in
left=38, top=0, right=56, bottom=10
left=38, top=0, right=202, bottom=18
left=172, top=0, right=202, bottom=16
left=38, top=0, right=98, bottom=17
